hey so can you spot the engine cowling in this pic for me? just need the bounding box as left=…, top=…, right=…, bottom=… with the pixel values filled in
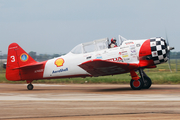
left=150, top=37, right=168, bottom=65
left=139, top=37, right=168, bottom=68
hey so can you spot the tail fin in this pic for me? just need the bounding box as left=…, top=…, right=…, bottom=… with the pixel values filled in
left=6, top=43, right=37, bottom=81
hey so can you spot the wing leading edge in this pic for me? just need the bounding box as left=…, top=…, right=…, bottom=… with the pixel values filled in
left=79, top=59, right=139, bottom=77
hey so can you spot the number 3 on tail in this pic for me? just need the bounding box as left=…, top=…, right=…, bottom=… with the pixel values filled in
left=10, top=56, right=15, bottom=62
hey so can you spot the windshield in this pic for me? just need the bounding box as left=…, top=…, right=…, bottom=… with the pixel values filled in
left=70, top=44, right=83, bottom=54
left=118, top=35, right=127, bottom=45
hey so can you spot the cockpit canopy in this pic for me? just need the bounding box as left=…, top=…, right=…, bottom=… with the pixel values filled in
left=70, top=35, right=128, bottom=54
left=71, top=38, right=109, bottom=54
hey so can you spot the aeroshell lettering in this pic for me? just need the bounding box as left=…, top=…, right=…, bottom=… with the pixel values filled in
left=52, top=68, right=68, bottom=74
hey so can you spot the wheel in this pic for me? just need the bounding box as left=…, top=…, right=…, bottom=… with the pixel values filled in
left=130, top=78, right=144, bottom=90
left=27, top=84, right=34, bottom=90
left=142, top=76, right=152, bottom=89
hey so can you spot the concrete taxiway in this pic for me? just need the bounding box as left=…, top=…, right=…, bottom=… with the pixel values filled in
left=0, top=84, right=180, bottom=120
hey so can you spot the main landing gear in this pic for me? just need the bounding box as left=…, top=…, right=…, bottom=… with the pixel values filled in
left=130, top=69, right=152, bottom=90
left=26, top=80, right=34, bottom=90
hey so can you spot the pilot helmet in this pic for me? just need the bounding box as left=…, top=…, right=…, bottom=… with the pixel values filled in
left=111, top=38, right=116, bottom=42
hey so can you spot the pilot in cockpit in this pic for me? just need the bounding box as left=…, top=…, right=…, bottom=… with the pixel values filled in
left=109, top=37, right=117, bottom=48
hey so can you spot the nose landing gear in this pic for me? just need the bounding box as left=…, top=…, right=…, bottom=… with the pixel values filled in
left=130, top=69, right=152, bottom=90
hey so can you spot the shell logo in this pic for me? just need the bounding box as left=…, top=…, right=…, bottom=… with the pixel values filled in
left=55, top=58, right=64, bottom=67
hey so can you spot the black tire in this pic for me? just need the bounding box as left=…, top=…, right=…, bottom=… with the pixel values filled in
left=27, top=84, right=34, bottom=90
left=142, top=76, right=152, bottom=89
left=130, top=79, right=144, bottom=90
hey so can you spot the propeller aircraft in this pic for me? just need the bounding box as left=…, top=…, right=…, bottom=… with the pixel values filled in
left=6, top=35, right=174, bottom=90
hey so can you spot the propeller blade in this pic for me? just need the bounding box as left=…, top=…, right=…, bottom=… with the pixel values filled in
left=165, top=32, right=174, bottom=72
left=165, top=30, right=169, bottom=46
left=168, top=52, right=172, bottom=72
left=166, top=34, right=169, bottom=46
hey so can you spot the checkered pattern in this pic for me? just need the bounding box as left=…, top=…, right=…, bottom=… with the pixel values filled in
left=150, top=37, right=168, bottom=64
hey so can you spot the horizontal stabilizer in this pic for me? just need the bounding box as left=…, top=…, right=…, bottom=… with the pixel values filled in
left=13, top=61, right=46, bottom=70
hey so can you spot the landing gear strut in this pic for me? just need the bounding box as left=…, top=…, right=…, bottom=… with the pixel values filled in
left=142, top=76, right=152, bottom=89
left=26, top=80, right=34, bottom=90
left=139, top=69, right=152, bottom=89
left=27, top=84, right=34, bottom=90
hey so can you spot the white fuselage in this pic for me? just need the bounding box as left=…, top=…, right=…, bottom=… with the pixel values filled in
left=43, top=40, right=146, bottom=78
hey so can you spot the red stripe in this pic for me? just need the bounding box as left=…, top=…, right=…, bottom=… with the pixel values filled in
left=139, top=39, right=154, bottom=67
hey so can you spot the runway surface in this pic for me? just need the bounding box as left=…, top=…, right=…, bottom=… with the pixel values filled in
left=0, top=84, right=180, bottom=120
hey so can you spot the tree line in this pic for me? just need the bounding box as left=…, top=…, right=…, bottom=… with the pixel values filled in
left=169, top=52, right=180, bottom=59
left=28, top=51, right=65, bottom=61
left=0, top=51, right=65, bottom=62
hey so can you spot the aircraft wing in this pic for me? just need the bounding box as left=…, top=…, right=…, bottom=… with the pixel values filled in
left=79, top=59, right=139, bottom=77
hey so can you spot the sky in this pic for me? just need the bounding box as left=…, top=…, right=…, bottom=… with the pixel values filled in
left=0, top=0, right=180, bottom=55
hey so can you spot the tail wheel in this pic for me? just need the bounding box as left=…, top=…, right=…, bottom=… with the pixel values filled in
left=143, top=76, right=152, bottom=89
left=27, top=84, right=34, bottom=90
left=130, top=79, right=144, bottom=90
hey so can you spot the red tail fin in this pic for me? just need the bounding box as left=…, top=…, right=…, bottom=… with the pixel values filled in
left=6, top=43, right=37, bottom=81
